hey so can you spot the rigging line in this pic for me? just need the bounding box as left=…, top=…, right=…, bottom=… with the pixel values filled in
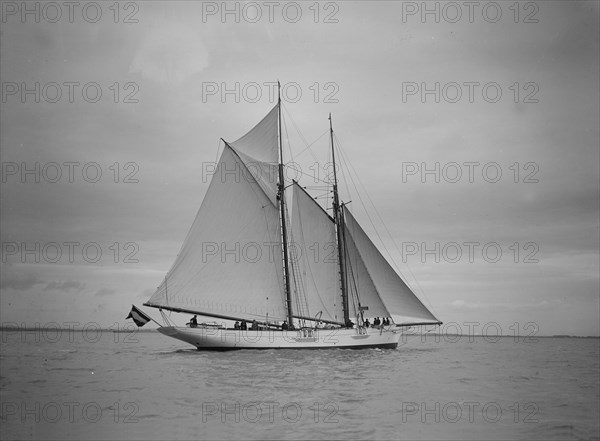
left=344, top=236, right=361, bottom=320
left=334, top=134, right=419, bottom=291
left=330, top=135, right=351, bottom=207
left=263, top=195, right=287, bottom=310
left=333, top=134, right=438, bottom=317
left=286, top=202, right=309, bottom=324
left=307, top=189, right=332, bottom=198
left=295, top=130, right=329, bottom=160
left=292, top=232, right=310, bottom=321
left=303, top=184, right=331, bottom=189
left=325, top=139, right=333, bottom=214
left=281, top=104, right=340, bottom=192
left=336, top=150, right=351, bottom=210
left=280, top=109, right=332, bottom=186
left=289, top=196, right=308, bottom=311
left=344, top=238, right=358, bottom=313
left=334, top=134, right=394, bottom=249
left=336, top=144, right=437, bottom=317
left=281, top=103, right=323, bottom=164
left=332, top=136, right=377, bottom=241
left=291, top=166, right=332, bottom=185
left=279, top=108, right=333, bottom=185
left=280, top=106, right=294, bottom=165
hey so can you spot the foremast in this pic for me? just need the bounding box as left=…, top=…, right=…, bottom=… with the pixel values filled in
left=329, top=114, right=351, bottom=326
left=278, top=82, right=294, bottom=328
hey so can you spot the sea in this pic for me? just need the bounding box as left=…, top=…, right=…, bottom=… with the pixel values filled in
left=0, top=329, right=598, bottom=440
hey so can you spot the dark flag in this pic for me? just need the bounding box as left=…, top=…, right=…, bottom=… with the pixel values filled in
left=126, top=305, right=152, bottom=327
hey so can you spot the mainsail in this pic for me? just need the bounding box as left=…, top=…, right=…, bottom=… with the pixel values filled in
left=146, top=105, right=287, bottom=322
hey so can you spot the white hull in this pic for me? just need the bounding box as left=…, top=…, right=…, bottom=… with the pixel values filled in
left=157, top=326, right=400, bottom=350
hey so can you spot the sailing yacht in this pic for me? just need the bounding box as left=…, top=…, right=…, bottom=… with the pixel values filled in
left=143, top=87, right=441, bottom=349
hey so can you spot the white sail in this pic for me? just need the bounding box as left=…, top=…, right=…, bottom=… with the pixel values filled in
left=291, top=182, right=344, bottom=323
left=343, top=207, right=440, bottom=325
left=230, top=105, right=280, bottom=205
left=342, top=223, right=390, bottom=320
left=147, top=143, right=287, bottom=322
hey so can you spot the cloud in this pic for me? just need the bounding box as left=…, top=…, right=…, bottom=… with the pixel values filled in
left=43, top=280, right=86, bottom=292
left=451, top=300, right=467, bottom=309
left=93, top=302, right=108, bottom=314
left=138, top=288, right=154, bottom=299
left=129, top=23, right=209, bottom=86
left=0, top=272, right=44, bottom=290
left=94, top=288, right=116, bottom=297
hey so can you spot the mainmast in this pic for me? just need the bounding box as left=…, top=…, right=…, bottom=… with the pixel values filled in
left=329, top=114, right=350, bottom=326
left=278, top=82, right=294, bottom=328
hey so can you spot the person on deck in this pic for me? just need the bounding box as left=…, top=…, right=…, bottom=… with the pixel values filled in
left=234, top=321, right=240, bottom=329
left=190, top=315, right=198, bottom=328
left=364, top=318, right=370, bottom=328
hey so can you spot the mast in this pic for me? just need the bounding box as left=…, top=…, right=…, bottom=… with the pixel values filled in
left=278, top=81, right=294, bottom=328
left=329, top=114, right=350, bottom=326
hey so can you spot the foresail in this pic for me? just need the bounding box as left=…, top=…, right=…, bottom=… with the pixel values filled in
left=230, top=105, right=280, bottom=205
left=343, top=207, right=440, bottom=325
left=291, top=182, right=344, bottom=323
left=147, top=144, right=286, bottom=322
left=343, top=225, right=390, bottom=320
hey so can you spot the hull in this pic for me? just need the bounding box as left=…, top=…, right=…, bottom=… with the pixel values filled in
left=157, top=326, right=400, bottom=350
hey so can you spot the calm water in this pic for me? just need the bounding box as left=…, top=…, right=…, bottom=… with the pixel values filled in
left=1, top=329, right=598, bottom=440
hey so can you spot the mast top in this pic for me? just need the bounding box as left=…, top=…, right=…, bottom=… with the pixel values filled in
left=278, top=80, right=281, bottom=104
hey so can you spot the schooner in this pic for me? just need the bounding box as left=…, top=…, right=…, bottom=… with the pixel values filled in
left=142, top=86, right=441, bottom=349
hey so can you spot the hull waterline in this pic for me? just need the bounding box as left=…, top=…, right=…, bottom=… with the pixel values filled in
left=157, top=326, right=400, bottom=350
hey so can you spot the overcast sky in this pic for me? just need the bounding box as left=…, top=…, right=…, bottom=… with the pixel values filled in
left=1, top=1, right=598, bottom=336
